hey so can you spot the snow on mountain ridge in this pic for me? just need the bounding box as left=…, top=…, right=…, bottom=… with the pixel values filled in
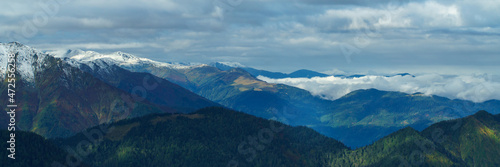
left=49, top=49, right=201, bottom=70
left=0, top=42, right=48, bottom=83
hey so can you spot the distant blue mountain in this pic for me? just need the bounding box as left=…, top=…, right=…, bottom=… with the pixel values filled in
left=333, top=73, right=415, bottom=79
left=210, top=62, right=418, bottom=80
left=333, top=74, right=366, bottom=78
left=288, top=69, right=329, bottom=78
left=210, top=62, right=416, bottom=79
left=209, top=62, right=329, bottom=78
left=241, top=67, right=291, bottom=78
left=387, top=73, right=415, bottom=77
left=48, top=49, right=492, bottom=149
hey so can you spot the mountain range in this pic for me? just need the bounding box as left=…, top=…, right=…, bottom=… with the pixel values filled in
left=2, top=42, right=499, bottom=148
left=315, top=88, right=500, bottom=147
left=0, top=42, right=218, bottom=138
left=210, top=62, right=414, bottom=79
left=2, top=107, right=499, bottom=166
left=1, top=42, right=500, bottom=166
left=51, top=47, right=500, bottom=147
left=210, top=62, right=330, bottom=79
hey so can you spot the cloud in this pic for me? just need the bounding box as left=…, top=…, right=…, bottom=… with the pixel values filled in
left=258, top=74, right=500, bottom=103
left=311, top=1, right=462, bottom=31
left=38, top=42, right=160, bottom=50
left=0, top=0, right=499, bottom=75
left=163, top=40, right=194, bottom=52
left=79, top=18, right=114, bottom=28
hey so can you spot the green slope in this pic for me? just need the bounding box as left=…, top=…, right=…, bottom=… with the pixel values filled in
left=55, top=107, right=348, bottom=167
left=422, top=111, right=500, bottom=166
left=325, top=110, right=500, bottom=166
left=3, top=110, right=500, bottom=166
left=327, top=127, right=465, bottom=166
left=0, top=130, right=78, bottom=167
left=77, top=64, right=220, bottom=113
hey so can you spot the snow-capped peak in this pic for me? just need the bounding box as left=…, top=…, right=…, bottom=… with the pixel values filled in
left=0, top=42, right=48, bottom=83
left=50, top=49, right=142, bottom=65
left=48, top=49, right=200, bottom=70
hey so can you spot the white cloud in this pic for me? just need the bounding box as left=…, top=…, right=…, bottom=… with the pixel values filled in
left=211, top=6, right=224, bottom=19
left=1, top=0, right=499, bottom=75
left=312, top=1, right=462, bottom=30
left=287, top=36, right=338, bottom=48
left=322, top=68, right=347, bottom=75
left=258, top=74, right=500, bottom=103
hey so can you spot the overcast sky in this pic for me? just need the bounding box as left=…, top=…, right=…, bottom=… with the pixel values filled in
left=1, top=0, right=499, bottom=74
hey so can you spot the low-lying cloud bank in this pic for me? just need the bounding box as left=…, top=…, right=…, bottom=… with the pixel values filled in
left=258, top=74, right=500, bottom=103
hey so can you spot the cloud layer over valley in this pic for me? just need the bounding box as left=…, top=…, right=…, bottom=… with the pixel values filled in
left=259, top=74, right=500, bottom=103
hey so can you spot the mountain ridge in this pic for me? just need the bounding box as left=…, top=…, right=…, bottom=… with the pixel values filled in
left=53, top=107, right=348, bottom=167
left=9, top=43, right=500, bottom=148
left=0, top=42, right=218, bottom=139
left=209, top=62, right=330, bottom=78
left=46, top=46, right=500, bottom=148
